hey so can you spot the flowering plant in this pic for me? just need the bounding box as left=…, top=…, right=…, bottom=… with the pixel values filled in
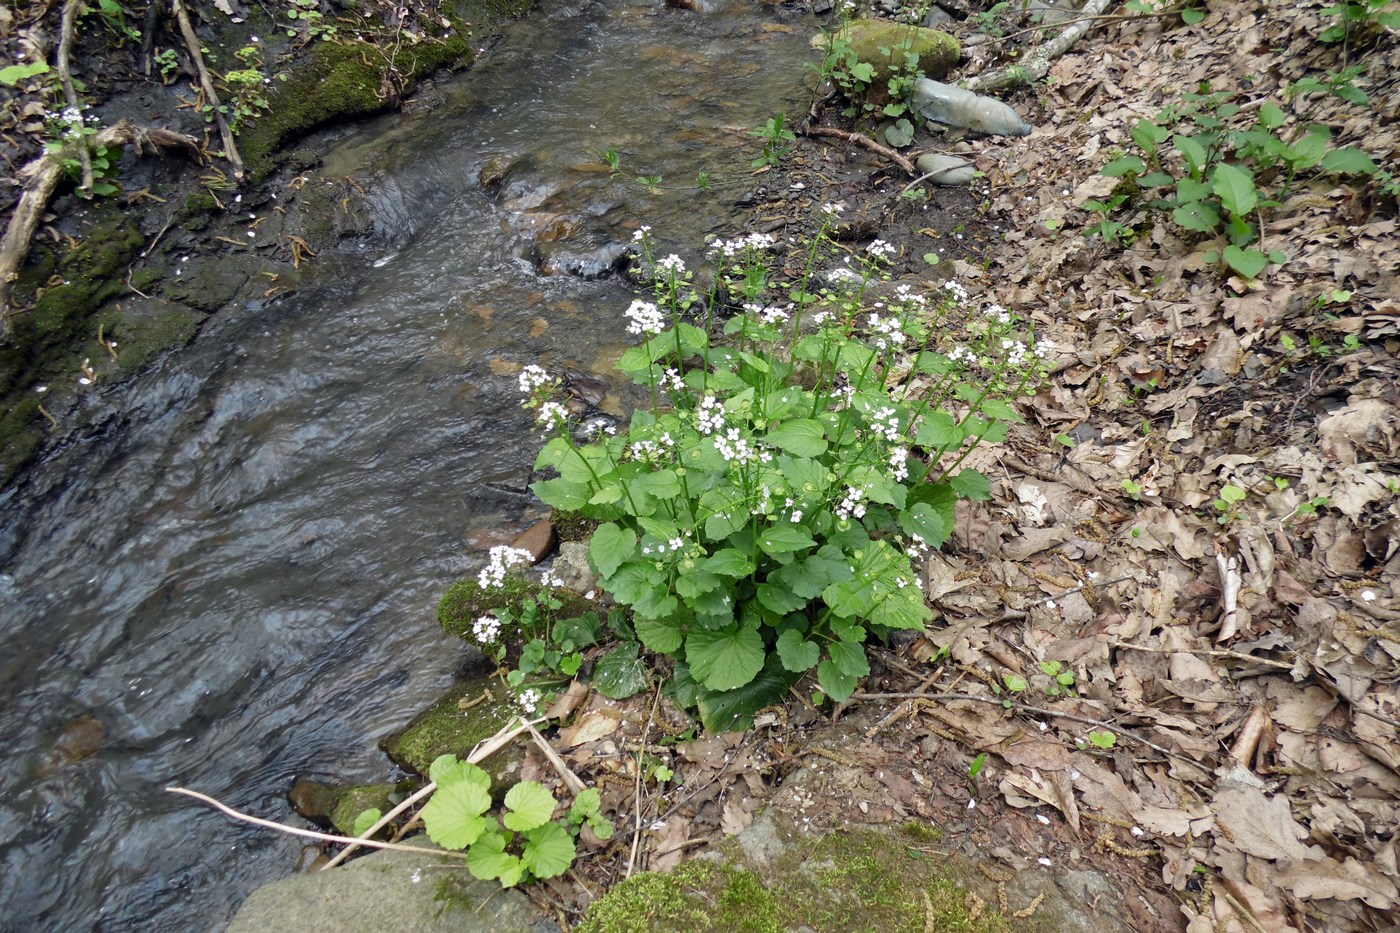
left=524, top=213, right=1050, bottom=729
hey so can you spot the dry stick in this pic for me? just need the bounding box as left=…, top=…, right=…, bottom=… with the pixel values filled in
left=57, top=0, right=94, bottom=193
left=166, top=786, right=472, bottom=859
left=624, top=682, right=665, bottom=880
left=800, top=126, right=918, bottom=177
left=963, top=0, right=1117, bottom=93
left=992, top=7, right=1185, bottom=45
left=853, top=690, right=1199, bottom=765
left=172, top=0, right=243, bottom=177
left=320, top=717, right=542, bottom=871
left=1110, top=641, right=1296, bottom=671
left=898, top=171, right=943, bottom=200
left=0, top=122, right=200, bottom=335
left=520, top=716, right=587, bottom=796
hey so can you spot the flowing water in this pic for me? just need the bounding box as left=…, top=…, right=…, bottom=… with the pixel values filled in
left=0, top=2, right=815, bottom=928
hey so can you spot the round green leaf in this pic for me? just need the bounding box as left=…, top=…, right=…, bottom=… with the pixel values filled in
left=590, top=523, right=637, bottom=580
left=466, top=830, right=516, bottom=882
left=570, top=787, right=602, bottom=821
left=775, top=629, right=820, bottom=673
left=521, top=822, right=577, bottom=879
left=421, top=782, right=491, bottom=850
left=593, top=642, right=652, bottom=699
left=429, top=755, right=490, bottom=790
left=352, top=808, right=382, bottom=837
left=503, top=781, right=558, bottom=832
left=686, top=623, right=765, bottom=691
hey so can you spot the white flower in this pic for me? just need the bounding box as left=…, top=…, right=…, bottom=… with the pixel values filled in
left=477, top=546, right=534, bottom=589
left=1362, top=590, right=1377, bottom=602
left=536, top=401, right=570, bottom=429
left=697, top=396, right=726, bottom=435
left=867, top=239, right=895, bottom=260
left=472, top=615, right=501, bottom=644
left=943, top=279, right=969, bottom=304
left=836, top=486, right=867, bottom=521
left=632, top=225, right=652, bottom=241
left=625, top=299, right=665, bottom=336
left=822, top=201, right=845, bottom=215
left=657, top=254, right=686, bottom=274
left=518, top=364, right=551, bottom=395
left=518, top=688, right=542, bottom=715
left=888, top=447, right=909, bottom=483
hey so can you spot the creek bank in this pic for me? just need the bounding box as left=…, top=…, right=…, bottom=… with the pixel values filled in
left=0, top=0, right=534, bottom=488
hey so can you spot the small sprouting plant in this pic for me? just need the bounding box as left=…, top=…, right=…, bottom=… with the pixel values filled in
left=751, top=113, right=797, bottom=169
left=1085, top=730, right=1117, bottom=750
left=44, top=106, right=119, bottom=197
left=525, top=216, right=1051, bottom=730
left=0, top=61, right=50, bottom=87
left=969, top=0, right=1012, bottom=37
left=1039, top=660, right=1076, bottom=698
left=1125, top=0, right=1205, bottom=25
left=1081, top=194, right=1135, bottom=247
left=1213, top=483, right=1247, bottom=524
left=286, top=0, right=338, bottom=41
left=154, top=48, right=180, bottom=80
left=411, top=755, right=612, bottom=887
left=1288, top=64, right=1370, bottom=107
left=1316, top=0, right=1399, bottom=44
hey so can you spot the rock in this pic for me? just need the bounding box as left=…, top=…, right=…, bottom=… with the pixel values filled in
left=510, top=519, right=556, bottom=564
left=915, top=153, right=978, bottom=187
left=537, top=243, right=628, bottom=280
left=226, top=837, right=555, bottom=933
left=550, top=541, right=597, bottom=594
left=380, top=676, right=524, bottom=795
left=288, top=779, right=409, bottom=835
left=922, top=5, right=956, bottom=28
left=35, top=714, right=105, bottom=777
left=814, top=20, right=959, bottom=83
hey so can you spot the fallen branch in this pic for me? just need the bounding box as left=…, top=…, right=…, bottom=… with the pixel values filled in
left=800, top=125, right=918, bottom=177
left=0, top=121, right=201, bottom=338
left=57, top=0, right=94, bottom=193
left=172, top=0, right=243, bottom=178
left=853, top=690, right=1200, bottom=765
left=166, top=786, right=471, bottom=859
left=963, top=0, right=1117, bottom=93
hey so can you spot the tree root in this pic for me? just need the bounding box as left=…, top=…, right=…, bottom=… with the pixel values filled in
left=0, top=121, right=202, bottom=338
left=800, top=125, right=918, bottom=177
left=57, top=0, right=94, bottom=193
left=172, top=0, right=243, bottom=178
left=962, top=0, right=1118, bottom=93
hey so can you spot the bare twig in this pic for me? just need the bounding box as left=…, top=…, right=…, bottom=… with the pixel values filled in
left=1110, top=641, right=1296, bottom=671
left=963, top=0, right=1118, bottom=93
left=853, top=690, right=1200, bottom=764
left=167, top=786, right=471, bottom=859
left=800, top=126, right=918, bottom=176
left=172, top=0, right=243, bottom=177
left=625, top=681, right=665, bottom=880
left=520, top=716, right=587, bottom=796
left=57, top=0, right=95, bottom=193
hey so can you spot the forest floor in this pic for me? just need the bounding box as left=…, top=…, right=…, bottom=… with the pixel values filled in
left=522, top=2, right=1400, bottom=932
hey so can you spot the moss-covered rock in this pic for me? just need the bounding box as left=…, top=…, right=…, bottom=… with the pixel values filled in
left=379, top=676, right=522, bottom=794
left=95, top=298, right=203, bottom=372
left=436, top=576, right=592, bottom=642
left=818, top=19, right=959, bottom=84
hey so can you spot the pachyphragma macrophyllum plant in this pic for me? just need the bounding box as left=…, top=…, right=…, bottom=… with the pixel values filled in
left=522, top=209, right=1051, bottom=729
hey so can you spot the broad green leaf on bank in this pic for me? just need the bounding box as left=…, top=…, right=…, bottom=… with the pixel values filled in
left=1321, top=146, right=1377, bottom=174
left=686, top=623, right=765, bottom=691
left=429, top=755, right=491, bottom=791
left=466, top=831, right=520, bottom=883
left=1223, top=244, right=1268, bottom=279
left=950, top=468, right=991, bottom=501
left=696, top=656, right=799, bottom=732
left=758, top=524, right=815, bottom=555
left=634, top=613, right=683, bottom=653
left=775, top=629, right=820, bottom=672
left=1212, top=162, right=1257, bottom=216
left=590, top=523, right=636, bottom=579
left=766, top=418, right=828, bottom=457
left=352, top=808, right=382, bottom=837
left=522, top=822, right=576, bottom=879
left=503, top=781, right=557, bottom=832
left=703, top=548, right=754, bottom=578
left=421, top=781, right=492, bottom=849
left=593, top=642, right=652, bottom=698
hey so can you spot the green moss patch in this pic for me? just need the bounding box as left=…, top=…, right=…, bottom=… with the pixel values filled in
left=822, top=19, right=959, bottom=83
left=379, top=676, right=521, bottom=794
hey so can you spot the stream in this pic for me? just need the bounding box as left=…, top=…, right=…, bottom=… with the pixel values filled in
left=0, top=1, right=815, bottom=928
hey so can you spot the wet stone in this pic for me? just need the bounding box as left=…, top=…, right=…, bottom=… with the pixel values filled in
left=510, top=518, right=556, bottom=564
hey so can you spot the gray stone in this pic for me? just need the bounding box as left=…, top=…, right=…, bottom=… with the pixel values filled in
left=915, top=153, right=978, bottom=187
left=550, top=541, right=597, bottom=595
left=227, top=838, right=557, bottom=933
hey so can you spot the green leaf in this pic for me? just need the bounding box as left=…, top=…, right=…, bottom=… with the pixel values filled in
left=1223, top=245, right=1268, bottom=279
left=900, top=502, right=949, bottom=549
left=530, top=477, right=590, bottom=510
left=915, top=412, right=962, bottom=448
left=775, top=629, right=820, bottom=672
left=817, top=658, right=860, bottom=703
left=695, top=655, right=799, bottom=732
left=590, top=523, right=637, bottom=579
left=503, top=781, right=558, bottom=832
left=466, top=830, right=520, bottom=883
left=570, top=787, right=602, bottom=821
left=352, top=808, right=382, bottom=837
left=421, top=781, right=491, bottom=849
left=950, top=468, right=991, bottom=501
left=1173, top=134, right=1208, bottom=176
left=702, top=548, right=755, bottom=578
left=1321, top=146, right=1377, bottom=174
left=429, top=756, right=491, bottom=791
left=1212, top=163, right=1257, bottom=216
left=1101, top=155, right=1145, bottom=177
left=757, top=582, right=807, bottom=615
left=1180, top=6, right=1204, bottom=23
left=634, top=614, right=685, bottom=653
left=1005, top=673, right=1028, bottom=692
left=766, top=419, right=828, bottom=457
left=979, top=398, right=1023, bottom=424
left=686, top=623, right=765, bottom=691
left=828, top=639, right=871, bottom=679
left=884, top=118, right=914, bottom=148
left=757, top=525, right=815, bottom=555
left=1172, top=200, right=1221, bottom=232
left=1138, top=172, right=1174, bottom=187
left=522, top=822, right=577, bottom=879
left=1258, top=101, right=1286, bottom=130
left=593, top=642, right=652, bottom=699
left=0, top=62, right=51, bottom=86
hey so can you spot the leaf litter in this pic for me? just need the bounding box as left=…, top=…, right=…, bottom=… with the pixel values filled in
left=438, top=1, right=1400, bottom=929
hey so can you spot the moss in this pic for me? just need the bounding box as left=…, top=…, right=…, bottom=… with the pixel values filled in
left=328, top=782, right=400, bottom=836
left=552, top=510, right=600, bottom=543
left=0, top=394, right=47, bottom=484
left=579, top=829, right=1013, bottom=933
left=821, top=19, right=960, bottom=83
left=127, top=264, right=166, bottom=294
left=94, top=299, right=202, bottom=374
left=576, top=861, right=783, bottom=933
left=379, top=676, right=521, bottom=794
left=898, top=821, right=945, bottom=843
left=438, top=576, right=536, bottom=640
left=432, top=872, right=480, bottom=915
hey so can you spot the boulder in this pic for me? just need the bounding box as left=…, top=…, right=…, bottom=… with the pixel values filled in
left=815, top=20, right=959, bottom=84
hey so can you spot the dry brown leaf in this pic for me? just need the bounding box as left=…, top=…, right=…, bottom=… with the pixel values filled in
left=1273, top=856, right=1399, bottom=909
left=1211, top=783, right=1317, bottom=861
left=556, top=710, right=620, bottom=748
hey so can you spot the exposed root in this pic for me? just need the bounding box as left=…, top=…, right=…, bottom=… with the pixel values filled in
left=962, top=0, right=1117, bottom=93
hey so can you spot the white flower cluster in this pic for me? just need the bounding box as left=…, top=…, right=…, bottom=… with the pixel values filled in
left=836, top=486, right=868, bottom=521
left=867, top=239, right=895, bottom=260
left=625, top=299, right=665, bottom=336
left=948, top=345, right=978, bottom=366
left=632, top=225, right=652, bottom=242
left=630, top=431, right=675, bottom=463
left=472, top=615, right=501, bottom=644
left=656, top=254, right=687, bottom=274
left=518, top=688, right=542, bottom=715
left=716, top=427, right=763, bottom=465
left=985, top=303, right=1012, bottom=325
left=869, top=405, right=901, bottom=443
left=745, top=302, right=791, bottom=325
left=662, top=368, right=685, bottom=392
left=944, top=279, right=969, bottom=305
left=642, top=533, right=690, bottom=557
left=697, top=396, right=726, bottom=435
left=811, top=310, right=832, bottom=327
left=889, top=447, right=910, bottom=483
left=894, top=283, right=927, bottom=307
left=867, top=313, right=906, bottom=352
left=536, top=401, right=570, bottom=429
left=478, top=546, right=534, bottom=589
left=906, top=533, right=928, bottom=559
left=822, top=201, right=846, bottom=215
left=1000, top=338, right=1029, bottom=368
left=826, top=266, right=861, bottom=286
left=711, top=232, right=776, bottom=256
left=518, top=364, right=551, bottom=395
